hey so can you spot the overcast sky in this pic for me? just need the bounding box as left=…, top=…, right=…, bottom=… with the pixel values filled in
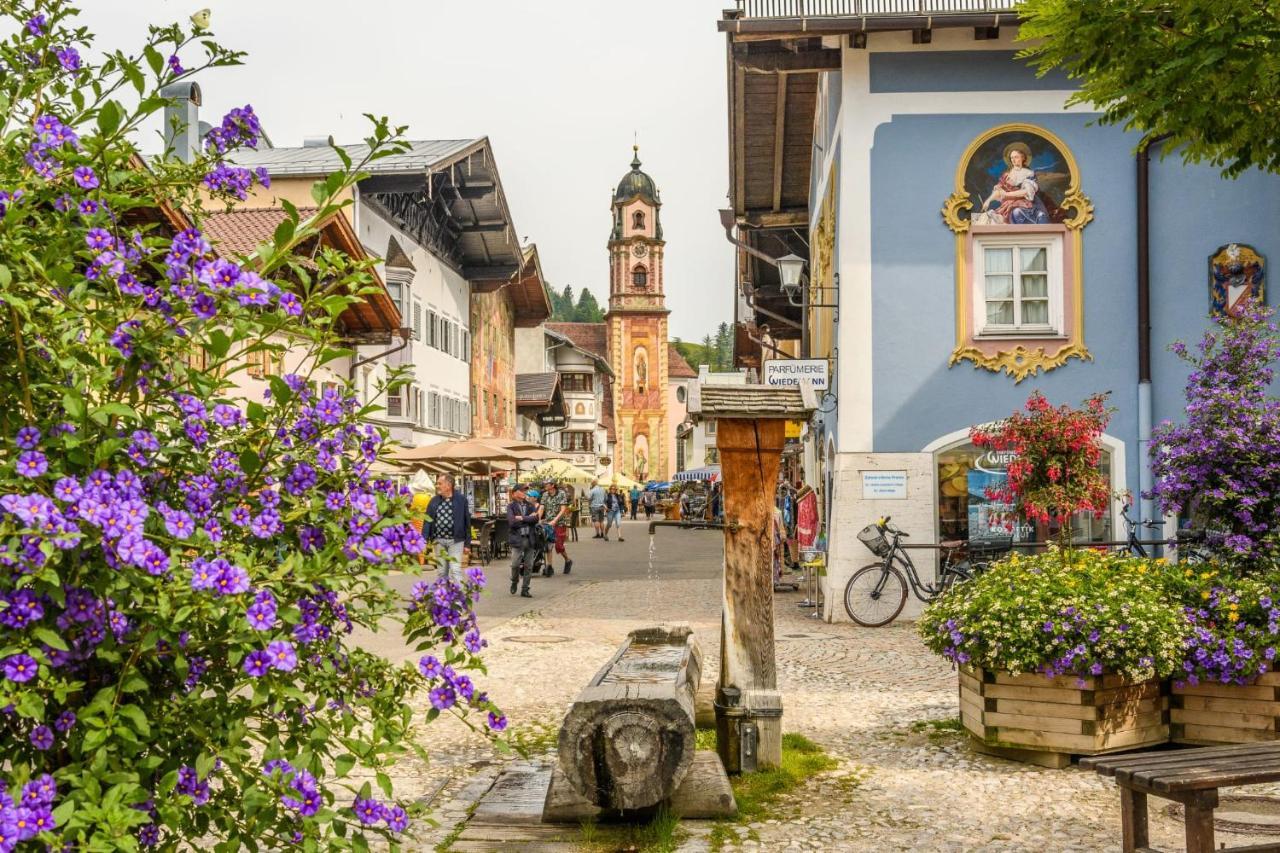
left=76, top=1, right=735, bottom=342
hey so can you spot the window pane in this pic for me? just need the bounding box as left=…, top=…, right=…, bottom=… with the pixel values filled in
left=1021, top=273, right=1048, bottom=299
left=986, top=300, right=1014, bottom=325
left=985, top=274, right=1013, bottom=300
left=1022, top=299, right=1049, bottom=325
left=1020, top=247, right=1048, bottom=273
left=984, top=248, right=1013, bottom=274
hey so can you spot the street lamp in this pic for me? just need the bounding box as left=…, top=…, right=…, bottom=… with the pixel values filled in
left=776, top=254, right=806, bottom=304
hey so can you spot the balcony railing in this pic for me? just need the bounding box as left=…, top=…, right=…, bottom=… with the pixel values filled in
left=735, top=0, right=1020, bottom=18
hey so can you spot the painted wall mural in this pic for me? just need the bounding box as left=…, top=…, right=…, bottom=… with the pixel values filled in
left=942, top=123, right=1094, bottom=383
left=1209, top=243, right=1265, bottom=317
left=470, top=289, right=515, bottom=439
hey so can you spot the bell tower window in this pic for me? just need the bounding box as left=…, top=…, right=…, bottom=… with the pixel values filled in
left=632, top=210, right=645, bottom=230
left=632, top=265, right=649, bottom=289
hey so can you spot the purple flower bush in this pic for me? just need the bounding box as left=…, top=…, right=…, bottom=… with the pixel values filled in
left=918, top=549, right=1186, bottom=681
left=1149, top=301, right=1280, bottom=562
left=1170, top=567, right=1280, bottom=687
left=0, top=2, right=501, bottom=848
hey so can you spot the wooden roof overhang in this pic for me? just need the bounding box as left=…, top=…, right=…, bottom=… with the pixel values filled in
left=203, top=207, right=403, bottom=341
left=358, top=139, right=523, bottom=289
left=723, top=34, right=836, bottom=341
left=510, top=245, right=553, bottom=327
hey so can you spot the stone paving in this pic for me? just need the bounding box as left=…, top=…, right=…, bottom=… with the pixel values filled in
left=371, top=534, right=1280, bottom=852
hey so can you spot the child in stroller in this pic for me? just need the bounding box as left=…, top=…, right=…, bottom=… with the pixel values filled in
left=525, top=488, right=556, bottom=578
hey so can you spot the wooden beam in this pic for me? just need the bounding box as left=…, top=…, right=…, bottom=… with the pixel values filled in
left=771, top=74, right=788, bottom=212
left=357, top=174, right=426, bottom=195
left=460, top=221, right=509, bottom=233
left=735, top=48, right=841, bottom=73
left=739, top=209, right=808, bottom=228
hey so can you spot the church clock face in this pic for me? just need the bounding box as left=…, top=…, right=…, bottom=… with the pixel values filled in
left=632, top=244, right=647, bottom=258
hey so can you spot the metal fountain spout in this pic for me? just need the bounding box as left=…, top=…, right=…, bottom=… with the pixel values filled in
left=647, top=519, right=740, bottom=536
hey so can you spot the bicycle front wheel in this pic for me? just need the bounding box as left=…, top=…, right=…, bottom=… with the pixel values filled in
left=844, top=563, right=908, bottom=627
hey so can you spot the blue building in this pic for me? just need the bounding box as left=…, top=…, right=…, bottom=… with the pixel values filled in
left=718, top=2, right=1280, bottom=620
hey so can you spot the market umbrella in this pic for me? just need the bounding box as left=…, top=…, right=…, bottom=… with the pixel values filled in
left=525, top=458, right=595, bottom=487
left=595, top=471, right=643, bottom=491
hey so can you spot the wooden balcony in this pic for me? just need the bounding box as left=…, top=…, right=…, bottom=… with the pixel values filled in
left=731, top=0, right=1020, bottom=18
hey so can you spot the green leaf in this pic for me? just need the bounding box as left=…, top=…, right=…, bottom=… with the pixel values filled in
left=143, top=45, right=164, bottom=76
left=62, top=388, right=86, bottom=421
left=195, top=753, right=216, bottom=780
left=334, top=753, right=356, bottom=777
left=376, top=771, right=392, bottom=798
left=90, top=401, right=140, bottom=424
left=33, top=626, right=68, bottom=651
left=14, top=692, right=44, bottom=720
left=97, top=100, right=122, bottom=136
left=117, top=704, right=151, bottom=737
left=207, top=329, right=232, bottom=359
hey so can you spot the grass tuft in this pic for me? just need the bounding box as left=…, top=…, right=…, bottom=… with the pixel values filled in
left=707, top=732, right=839, bottom=851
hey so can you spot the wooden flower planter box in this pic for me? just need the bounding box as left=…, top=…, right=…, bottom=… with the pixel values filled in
left=1171, top=672, right=1280, bottom=745
left=959, top=665, right=1169, bottom=768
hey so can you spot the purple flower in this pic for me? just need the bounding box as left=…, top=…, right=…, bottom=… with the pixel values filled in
left=487, top=711, right=508, bottom=732
left=55, top=46, right=81, bottom=71
left=15, top=451, right=47, bottom=478
left=4, top=654, right=39, bottom=684
left=167, top=54, right=184, bottom=75
left=352, top=797, right=384, bottom=825
left=429, top=685, right=456, bottom=710
left=15, top=426, right=40, bottom=449
left=278, top=291, right=302, bottom=316
left=72, top=166, right=98, bottom=190
left=55, top=710, right=76, bottom=732
left=266, top=641, right=297, bottom=672
left=29, top=725, right=53, bottom=750
left=385, top=804, right=409, bottom=833
left=418, top=655, right=442, bottom=679
left=243, top=650, right=272, bottom=677
left=26, top=14, right=46, bottom=35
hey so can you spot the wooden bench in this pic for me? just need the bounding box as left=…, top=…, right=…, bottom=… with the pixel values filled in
left=1082, top=742, right=1280, bottom=853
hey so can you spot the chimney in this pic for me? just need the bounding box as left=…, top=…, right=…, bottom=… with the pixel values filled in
left=302, top=135, right=334, bottom=148
left=160, top=81, right=202, bottom=163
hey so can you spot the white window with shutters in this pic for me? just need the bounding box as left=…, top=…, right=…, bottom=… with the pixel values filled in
left=412, top=301, right=422, bottom=341
left=428, top=311, right=438, bottom=349
left=972, top=234, right=1064, bottom=338
left=462, top=330, right=471, bottom=362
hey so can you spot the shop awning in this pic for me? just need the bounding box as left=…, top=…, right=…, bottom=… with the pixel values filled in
left=673, top=465, right=721, bottom=483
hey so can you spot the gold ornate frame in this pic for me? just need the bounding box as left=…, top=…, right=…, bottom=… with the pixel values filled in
left=940, top=123, right=1093, bottom=382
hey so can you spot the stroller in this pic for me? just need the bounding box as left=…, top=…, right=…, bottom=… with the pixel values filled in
left=533, top=522, right=555, bottom=578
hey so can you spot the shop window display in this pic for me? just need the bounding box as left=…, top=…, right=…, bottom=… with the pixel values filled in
left=936, top=442, right=1111, bottom=545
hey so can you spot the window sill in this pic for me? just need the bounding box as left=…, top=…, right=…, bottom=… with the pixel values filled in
left=976, top=329, right=1065, bottom=342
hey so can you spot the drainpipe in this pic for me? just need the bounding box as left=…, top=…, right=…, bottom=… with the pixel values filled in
left=347, top=327, right=412, bottom=381
left=1137, top=134, right=1169, bottom=534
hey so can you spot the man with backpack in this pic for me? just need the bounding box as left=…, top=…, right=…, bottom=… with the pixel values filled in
left=542, top=481, right=573, bottom=574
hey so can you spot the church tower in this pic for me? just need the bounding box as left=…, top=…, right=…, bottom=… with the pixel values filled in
left=606, top=147, right=670, bottom=482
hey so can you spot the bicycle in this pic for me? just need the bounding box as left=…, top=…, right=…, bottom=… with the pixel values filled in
left=843, top=517, right=1008, bottom=627
left=1118, top=501, right=1164, bottom=557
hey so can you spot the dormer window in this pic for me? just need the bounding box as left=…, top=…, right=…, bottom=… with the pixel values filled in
left=633, top=211, right=645, bottom=230
left=632, top=265, right=648, bottom=289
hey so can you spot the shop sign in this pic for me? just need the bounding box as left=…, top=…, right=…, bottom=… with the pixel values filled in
left=763, top=358, right=829, bottom=390
left=785, top=420, right=804, bottom=439
left=861, top=470, right=907, bottom=500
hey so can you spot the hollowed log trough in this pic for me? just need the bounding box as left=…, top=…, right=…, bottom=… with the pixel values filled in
left=556, top=623, right=707, bottom=812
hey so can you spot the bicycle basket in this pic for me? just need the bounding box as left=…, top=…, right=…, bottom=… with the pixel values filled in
left=857, top=524, right=892, bottom=558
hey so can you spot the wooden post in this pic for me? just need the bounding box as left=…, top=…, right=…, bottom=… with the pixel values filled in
left=717, top=417, right=786, bottom=769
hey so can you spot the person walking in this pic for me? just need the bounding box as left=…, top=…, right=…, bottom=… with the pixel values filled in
left=506, top=484, right=539, bottom=598
left=629, top=485, right=641, bottom=520
left=588, top=480, right=607, bottom=539
left=642, top=487, right=656, bottom=521
left=604, top=487, right=626, bottom=542
left=710, top=482, right=723, bottom=524
left=426, top=474, right=469, bottom=584
left=543, top=481, right=573, bottom=574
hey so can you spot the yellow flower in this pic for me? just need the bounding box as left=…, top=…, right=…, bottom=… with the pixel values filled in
left=1202, top=591, right=1211, bottom=600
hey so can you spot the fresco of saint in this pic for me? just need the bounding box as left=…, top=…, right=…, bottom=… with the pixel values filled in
left=975, top=142, right=1050, bottom=225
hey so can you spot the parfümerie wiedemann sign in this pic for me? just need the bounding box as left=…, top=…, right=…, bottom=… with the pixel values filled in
left=763, top=358, right=829, bottom=390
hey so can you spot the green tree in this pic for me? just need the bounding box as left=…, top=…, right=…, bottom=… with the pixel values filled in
left=714, top=322, right=733, bottom=370
left=1019, top=0, right=1280, bottom=175
left=573, top=288, right=604, bottom=322
left=549, top=283, right=575, bottom=321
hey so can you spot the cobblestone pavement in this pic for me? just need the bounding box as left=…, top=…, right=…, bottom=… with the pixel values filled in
left=368, top=529, right=1280, bottom=851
